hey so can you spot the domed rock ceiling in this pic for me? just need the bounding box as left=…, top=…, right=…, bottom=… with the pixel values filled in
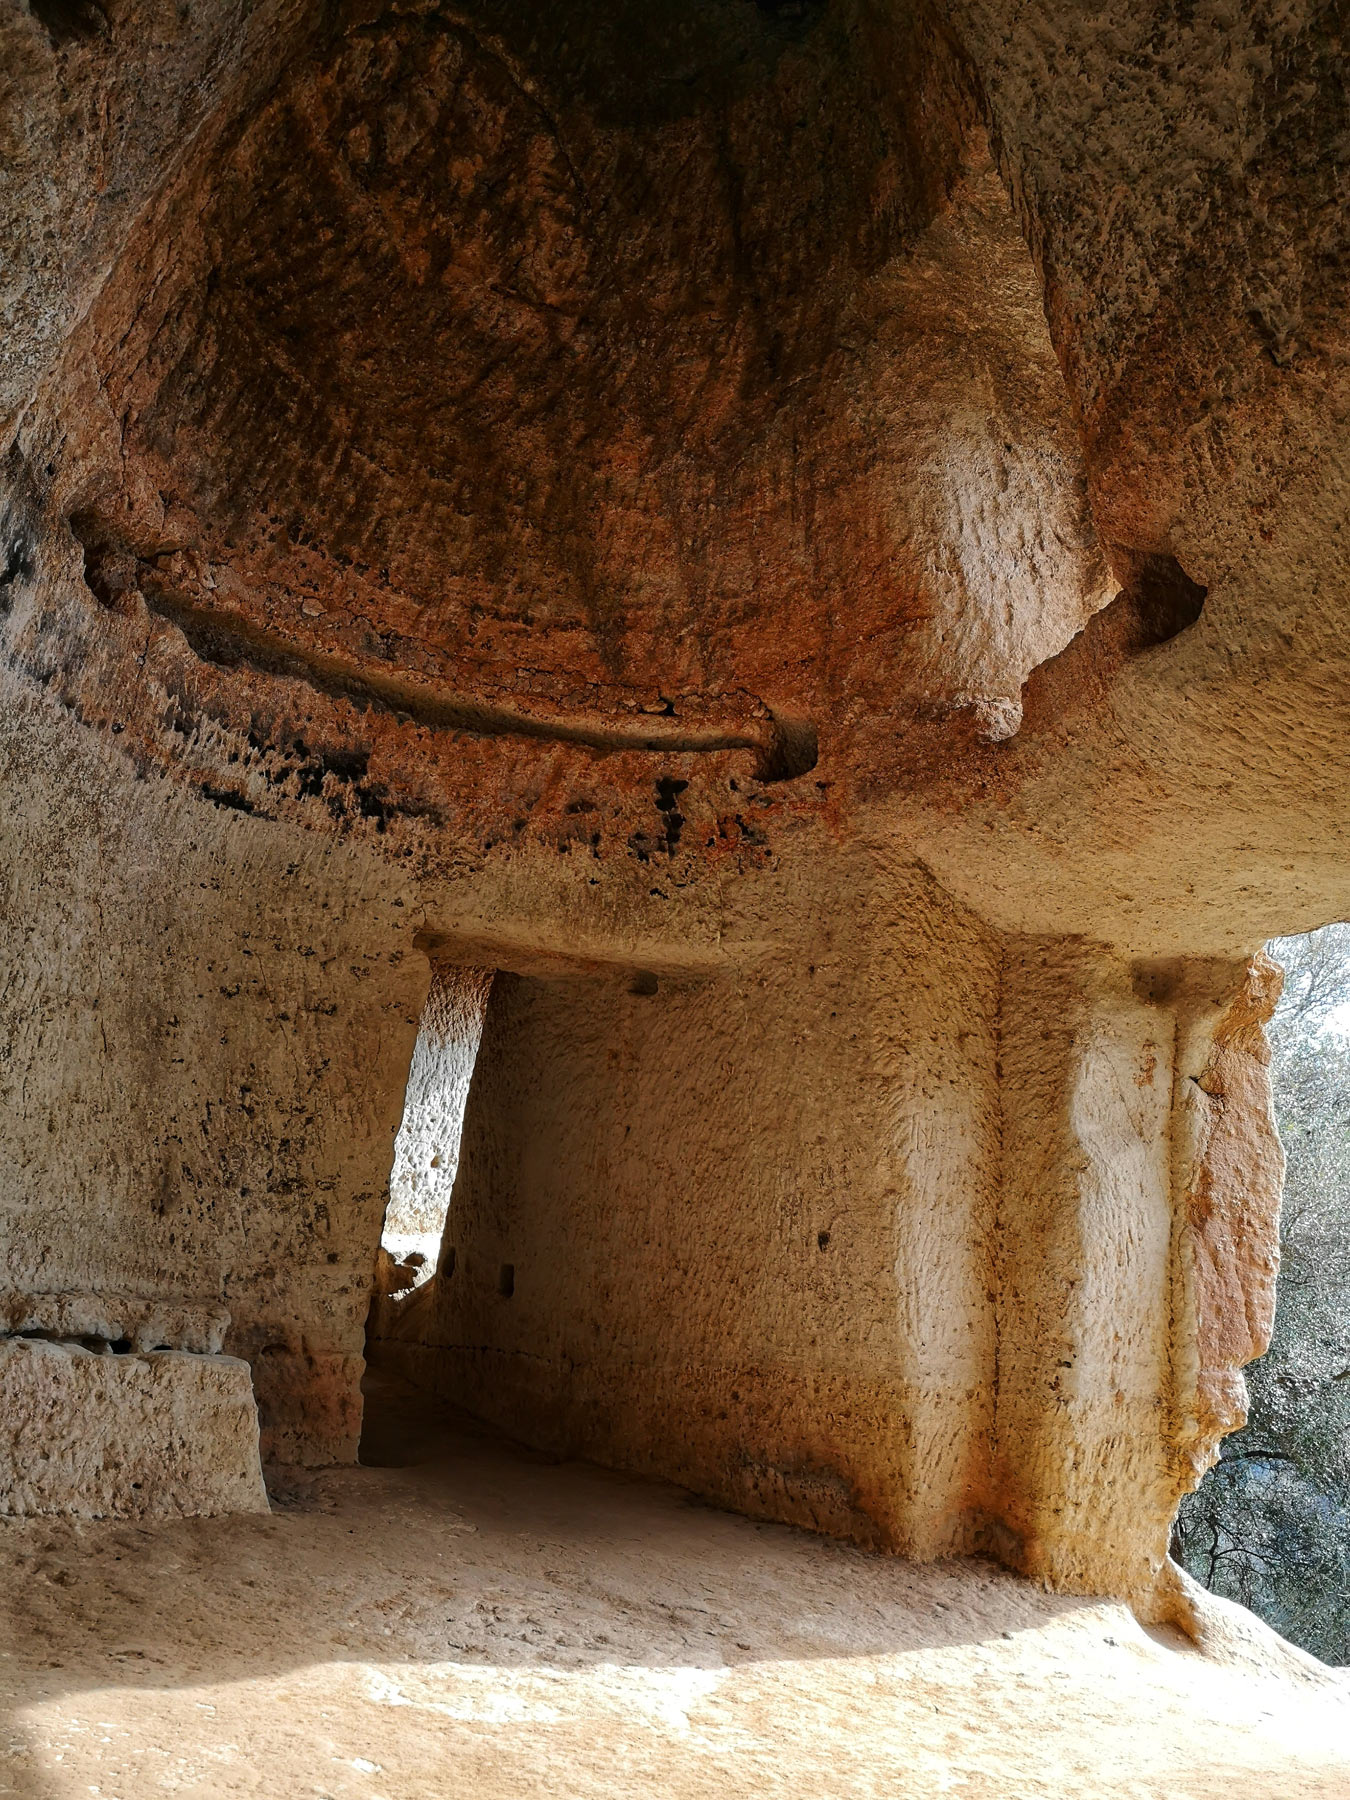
left=6, top=0, right=1128, bottom=889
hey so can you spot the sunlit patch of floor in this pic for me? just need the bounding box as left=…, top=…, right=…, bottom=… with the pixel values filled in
left=1, top=1378, right=1347, bottom=1800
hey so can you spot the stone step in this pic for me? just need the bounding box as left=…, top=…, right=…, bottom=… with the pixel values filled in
left=0, top=1337, right=269, bottom=1520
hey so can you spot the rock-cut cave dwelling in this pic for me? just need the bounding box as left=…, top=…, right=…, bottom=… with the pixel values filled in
left=2, top=0, right=1349, bottom=1794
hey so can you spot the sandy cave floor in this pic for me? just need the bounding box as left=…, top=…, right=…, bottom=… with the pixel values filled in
left=0, top=1375, right=1347, bottom=1800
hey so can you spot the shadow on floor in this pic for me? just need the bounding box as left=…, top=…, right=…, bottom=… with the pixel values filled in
left=0, top=1370, right=1345, bottom=1800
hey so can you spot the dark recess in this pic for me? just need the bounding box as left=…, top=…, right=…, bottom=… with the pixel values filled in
left=0, top=536, right=29, bottom=608
left=759, top=716, right=819, bottom=784
left=753, top=0, right=826, bottom=26
left=198, top=781, right=261, bottom=816
left=70, top=511, right=135, bottom=612
left=1111, top=548, right=1208, bottom=650
left=1012, top=549, right=1209, bottom=749
left=655, top=777, right=688, bottom=854
left=29, top=0, right=107, bottom=45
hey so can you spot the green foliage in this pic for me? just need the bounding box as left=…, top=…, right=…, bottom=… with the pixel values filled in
left=1172, top=925, right=1350, bottom=1665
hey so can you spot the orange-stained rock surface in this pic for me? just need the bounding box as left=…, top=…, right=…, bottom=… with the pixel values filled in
left=1177, top=954, right=1287, bottom=1465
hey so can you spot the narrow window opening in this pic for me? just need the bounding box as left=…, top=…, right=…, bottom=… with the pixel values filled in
left=381, top=965, right=493, bottom=1279
left=1172, top=924, right=1350, bottom=1665
left=366, top=963, right=493, bottom=1369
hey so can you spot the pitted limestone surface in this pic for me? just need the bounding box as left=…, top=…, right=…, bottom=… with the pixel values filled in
left=0, top=1338, right=268, bottom=1520
left=0, top=1292, right=230, bottom=1355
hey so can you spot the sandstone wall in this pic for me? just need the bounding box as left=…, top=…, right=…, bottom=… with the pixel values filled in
left=376, top=857, right=1002, bottom=1558
left=994, top=944, right=1177, bottom=1591
left=0, top=668, right=427, bottom=1465
left=1165, top=956, right=1286, bottom=1497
